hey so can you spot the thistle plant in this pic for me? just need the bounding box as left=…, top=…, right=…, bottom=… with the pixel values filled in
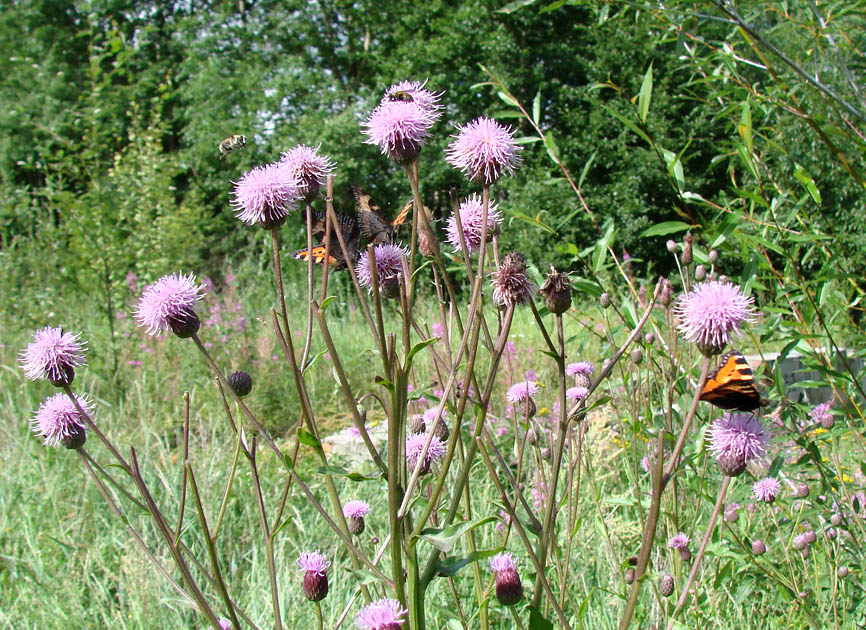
left=16, top=76, right=866, bottom=630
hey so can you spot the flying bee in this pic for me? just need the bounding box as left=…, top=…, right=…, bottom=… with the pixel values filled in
left=218, top=134, right=246, bottom=159
left=386, top=90, right=414, bottom=103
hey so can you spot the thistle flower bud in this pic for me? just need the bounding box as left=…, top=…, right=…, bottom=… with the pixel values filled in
left=540, top=267, right=572, bottom=314
left=489, top=553, right=523, bottom=606
left=804, top=530, right=816, bottom=545
left=666, top=240, right=677, bottom=253
left=228, top=371, right=253, bottom=398
left=297, top=551, right=330, bottom=602
left=168, top=312, right=201, bottom=338
left=628, top=555, right=638, bottom=566
left=630, top=348, right=643, bottom=364
left=831, top=513, right=843, bottom=526
left=643, top=332, right=655, bottom=345
left=678, top=548, right=692, bottom=561
left=418, top=223, right=440, bottom=259
left=718, top=275, right=729, bottom=284
left=800, top=547, right=811, bottom=559
left=708, top=249, right=719, bottom=264
left=792, top=534, right=807, bottom=551
left=684, top=233, right=694, bottom=244
left=380, top=274, right=402, bottom=299
left=716, top=451, right=747, bottom=477
left=659, top=574, right=675, bottom=597
left=825, top=528, right=838, bottom=541
left=793, top=483, right=809, bottom=499
left=659, top=280, right=673, bottom=306
left=343, top=500, right=371, bottom=536
left=60, top=424, right=87, bottom=449
left=409, top=414, right=426, bottom=434
left=427, top=415, right=450, bottom=442
left=838, top=566, right=849, bottom=578
left=624, top=568, right=635, bottom=584
left=751, top=539, right=766, bottom=555
left=694, top=264, right=706, bottom=281
left=525, top=426, right=538, bottom=445
left=600, top=292, right=611, bottom=308
left=724, top=507, right=739, bottom=523
left=681, top=242, right=692, bottom=265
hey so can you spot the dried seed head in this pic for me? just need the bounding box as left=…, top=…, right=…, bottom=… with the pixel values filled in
left=491, top=251, right=536, bottom=308
left=540, top=267, right=572, bottom=314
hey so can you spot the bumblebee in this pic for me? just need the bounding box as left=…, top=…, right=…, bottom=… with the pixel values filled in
left=386, top=90, right=414, bottom=103
left=218, top=135, right=246, bottom=159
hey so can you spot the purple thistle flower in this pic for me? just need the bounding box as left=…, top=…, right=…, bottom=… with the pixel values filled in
left=492, top=251, right=537, bottom=308
left=362, top=100, right=434, bottom=164
left=383, top=80, right=443, bottom=118
left=566, top=386, right=589, bottom=402
left=565, top=361, right=594, bottom=377
left=355, top=243, right=408, bottom=292
left=343, top=500, right=371, bottom=519
left=809, top=402, right=833, bottom=428
left=752, top=477, right=781, bottom=503
left=488, top=552, right=523, bottom=606
left=355, top=598, right=408, bottom=630
left=668, top=533, right=690, bottom=550
left=446, top=117, right=522, bottom=185
left=708, top=413, right=768, bottom=476
left=279, top=145, right=335, bottom=201
left=218, top=620, right=232, bottom=630
left=674, top=280, right=756, bottom=354
left=231, top=162, right=301, bottom=228
left=445, top=193, right=502, bottom=252
left=32, top=392, right=92, bottom=449
left=405, top=432, right=446, bottom=473
left=135, top=272, right=205, bottom=338
left=506, top=381, right=540, bottom=403
left=297, top=550, right=330, bottom=602
left=20, top=326, right=86, bottom=385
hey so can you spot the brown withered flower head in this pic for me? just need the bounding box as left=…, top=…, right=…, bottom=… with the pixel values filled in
left=492, top=251, right=537, bottom=308
left=540, top=266, right=572, bottom=314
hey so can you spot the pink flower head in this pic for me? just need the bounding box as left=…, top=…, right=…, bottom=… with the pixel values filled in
left=809, top=402, right=833, bottom=426
left=32, top=392, right=92, bottom=448
left=343, top=500, right=371, bottom=519
left=362, top=100, right=434, bottom=164
left=296, top=550, right=330, bottom=576
left=674, top=280, right=756, bottom=354
left=422, top=407, right=446, bottom=426
left=135, top=272, right=205, bottom=337
left=231, top=162, right=301, bottom=227
left=355, top=243, right=408, bottom=291
left=566, top=386, right=589, bottom=402
left=753, top=477, right=781, bottom=503
left=355, top=598, right=407, bottom=630
left=445, top=193, right=502, bottom=252
left=446, top=117, right=521, bottom=185
left=382, top=80, right=443, bottom=119
left=506, top=381, right=539, bottom=404
left=405, top=432, right=446, bottom=470
left=279, top=145, right=334, bottom=201
left=488, top=552, right=517, bottom=573
left=20, top=326, right=86, bottom=384
left=668, top=533, right=690, bottom=550
left=565, top=362, right=594, bottom=377
left=708, top=413, right=767, bottom=464
left=218, top=620, right=232, bottom=630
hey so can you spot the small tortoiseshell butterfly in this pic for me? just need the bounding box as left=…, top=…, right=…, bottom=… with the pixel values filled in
left=352, top=184, right=411, bottom=246
left=293, top=211, right=359, bottom=270
left=700, top=350, right=766, bottom=411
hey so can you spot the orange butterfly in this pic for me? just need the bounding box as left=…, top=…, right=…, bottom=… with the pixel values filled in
left=352, top=184, right=412, bottom=246
left=293, top=211, right=359, bottom=270
left=700, top=350, right=765, bottom=411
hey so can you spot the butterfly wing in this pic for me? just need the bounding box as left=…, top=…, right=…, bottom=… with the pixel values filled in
left=700, top=350, right=763, bottom=411
left=353, top=184, right=393, bottom=243
left=293, top=246, right=336, bottom=266
left=391, top=199, right=412, bottom=230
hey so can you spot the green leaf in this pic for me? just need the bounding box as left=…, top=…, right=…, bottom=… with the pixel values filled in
left=544, top=131, right=560, bottom=163
left=638, top=62, right=653, bottom=123
left=738, top=100, right=753, bottom=154
left=320, top=295, right=337, bottom=311
left=434, top=548, right=502, bottom=577
left=593, top=223, right=617, bottom=273
left=601, top=105, right=651, bottom=145
left=315, top=465, right=382, bottom=482
left=406, top=338, right=436, bottom=368
left=529, top=605, right=554, bottom=630
left=303, top=350, right=328, bottom=374
left=297, top=428, right=323, bottom=454
left=496, top=0, right=538, bottom=13
left=532, top=90, right=541, bottom=123
left=497, top=91, right=520, bottom=108
left=578, top=150, right=597, bottom=188
left=418, top=516, right=496, bottom=553
left=507, top=208, right=557, bottom=234
left=641, top=221, right=691, bottom=238
left=793, top=163, right=822, bottom=205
